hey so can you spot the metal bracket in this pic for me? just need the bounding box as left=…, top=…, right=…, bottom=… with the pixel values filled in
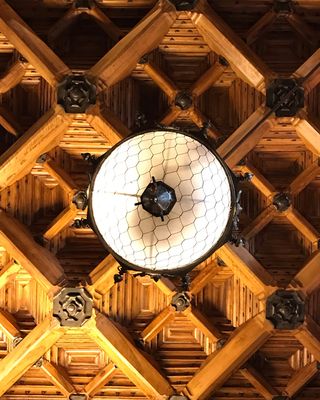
left=273, top=0, right=293, bottom=14
left=72, top=190, right=88, bottom=210
left=169, top=0, right=197, bottom=11
left=175, top=91, right=193, bottom=110
left=273, top=192, right=291, bottom=212
left=171, top=292, right=191, bottom=311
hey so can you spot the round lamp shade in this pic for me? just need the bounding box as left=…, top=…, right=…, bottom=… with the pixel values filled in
left=89, top=129, right=236, bottom=275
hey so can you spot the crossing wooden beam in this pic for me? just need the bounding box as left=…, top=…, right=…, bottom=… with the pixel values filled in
left=294, top=114, right=320, bottom=156
left=0, top=309, right=20, bottom=340
left=189, top=262, right=221, bottom=295
left=41, top=359, right=76, bottom=397
left=191, top=0, right=273, bottom=93
left=285, top=13, right=318, bottom=48
left=87, top=254, right=119, bottom=295
left=0, top=59, right=28, bottom=94
left=241, top=205, right=276, bottom=240
left=240, top=364, right=278, bottom=400
left=190, top=59, right=228, bottom=97
left=188, top=107, right=221, bottom=139
left=0, top=106, right=70, bottom=190
left=183, top=313, right=274, bottom=400
left=0, top=105, right=23, bottom=136
left=47, top=5, right=80, bottom=44
left=0, top=209, right=66, bottom=293
left=86, top=105, right=130, bottom=145
left=0, top=0, right=70, bottom=86
left=0, top=260, right=20, bottom=289
left=294, top=315, right=320, bottom=361
left=289, top=158, right=320, bottom=195
left=85, top=311, right=174, bottom=398
left=285, top=207, right=320, bottom=246
left=42, top=157, right=79, bottom=195
left=43, top=203, right=78, bottom=240
left=293, top=48, right=320, bottom=93
left=88, top=0, right=176, bottom=87
left=245, top=10, right=277, bottom=46
left=284, top=360, right=319, bottom=398
left=290, top=250, right=320, bottom=295
left=85, top=5, right=123, bottom=42
left=161, top=106, right=181, bottom=125
left=239, top=162, right=276, bottom=198
left=84, top=362, right=117, bottom=397
left=141, top=305, right=176, bottom=342
left=0, top=316, right=65, bottom=397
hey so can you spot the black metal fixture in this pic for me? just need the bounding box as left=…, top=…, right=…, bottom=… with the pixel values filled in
left=266, top=290, right=305, bottom=330
left=72, top=218, right=91, bottom=229
left=266, top=79, right=304, bottom=117
left=169, top=0, right=197, bottom=11
left=75, top=0, right=92, bottom=8
left=273, top=0, right=293, bottom=14
left=72, top=190, right=88, bottom=210
left=57, top=75, right=96, bottom=113
left=171, top=292, right=191, bottom=311
left=273, top=192, right=291, bottom=212
left=175, top=91, right=193, bottom=110
left=53, top=287, right=93, bottom=327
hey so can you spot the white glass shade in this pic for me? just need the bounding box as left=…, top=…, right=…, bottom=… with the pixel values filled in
left=89, top=130, right=235, bottom=274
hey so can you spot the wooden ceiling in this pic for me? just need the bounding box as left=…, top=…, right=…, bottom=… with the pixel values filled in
left=0, top=0, right=319, bottom=399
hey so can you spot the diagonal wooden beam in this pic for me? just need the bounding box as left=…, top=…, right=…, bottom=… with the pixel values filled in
left=284, top=360, right=319, bottom=398
left=0, top=105, right=71, bottom=191
left=86, top=254, right=119, bottom=295
left=84, top=362, right=117, bottom=397
left=0, top=309, right=20, bottom=340
left=41, top=359, right=76, bottom=397
left=140, top=305, right=176, bottom=342
left=0, top=0, right=70, bottom=86
left=239, top=162, right=276, bottom=198
left=88, top=0, right=176, bottom=87
left=161, top=106, right=181, bottom=126
left=48, top=6, right=81, bottom=44
left=42, top=157, right=80, bottom=195
left=191, top=0, right=273, bottom=93
left=285, top=207, right=320, bottom=246
left=293, top=48, right=320, bottom=93
left=294, top=315, right=320, bottom=361
left=0, top=260, right=20, bottom=289
left=285, top=13, right=319, bottom=48
left=294, top=114, right=320, bottom=156
left=290, top=250, right=320, bottom=295
left=289, top=158, right=320, bottom=195
left=189, top=262, right=221, bottom=295
left=85, top=5, right=123, bottom=43
left=216, top=243, right=276, bottom=300
left=188, top=107, right=221, bottom=139
left=183, top=305, right=223, bottom=343
left=43, top=203, right=78, bottom=240
left=245, top=10, right=277, bottom=46
left=142, top=60, right=178, bottom=101
left=0, top=105, right=23, bottom=136
left=86, top=105, right=130, bottom=145
left=240, top=364, right=278, bottom=400
left=0, top=316, right=65, bottom=396
left=85, top=311, right=174, bottom=398
left=0, top=59, right=28, bottom=94
left=190, top=59, right=228, bottom=97
left=217, top=106, right=274, bottom=169
left=183, top=312, right=274, bottom=400
left=0, top=209, right=66, bottom=293
left=241, top=204, right=276, bottom=241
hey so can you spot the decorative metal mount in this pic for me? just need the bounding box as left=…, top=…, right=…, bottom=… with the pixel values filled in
left=175, top=91, right=193, bottom=110
left=72, top=218, right=91, bottom=229
left=273, top=192, right=291, bottom=212
left=34, top=357, right=44, bottom=368
left=169, top=0, right=197, bottom=11
left=171, top=292, right=191, bottom=311
left=266, top=290, right=305, bottom=330
left=72, top=190, right=88, bottom=210
left=273, top=0, right=293, bottom=14
left=135, top=177, right=177, bottom=221
left=69, top=394, right=88, bottom=400
left=53, top=287, right=93, bottom=327
left=13, top=336, right=23, bottom=347
left=266, top=78, right=304, bottom=117
left=36, top=153, right=48, bottom=163
left=218, top=55, right=229, bottom=67
left=57, top=75, right=96, bottom=113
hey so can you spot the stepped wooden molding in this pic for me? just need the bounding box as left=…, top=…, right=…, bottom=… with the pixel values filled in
left=284, top=360, right=320, bottom=398
left=0, top=209, right=66, bottom=293
left=184, top=313, right=274, bottom=400
left=0, top=316, right=66, bottom=397
left=0, top=106, right=71, bottom=190
left=85, top=311, right=174, bottom=398
left=0, top=0, right=70, bottom=86
left=88, top=0, right=177, bottom=87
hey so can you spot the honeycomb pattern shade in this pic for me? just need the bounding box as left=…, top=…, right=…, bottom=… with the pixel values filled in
left=89, top=130, right=235, bottom=274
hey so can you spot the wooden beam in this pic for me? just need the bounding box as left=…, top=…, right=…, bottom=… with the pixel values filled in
left=48, top=6, right=81, bottom=44
left=217, top=106, right=273, bottom=169
left=241, top=205, right=276, bottom=240
left=161, top=106, right=181, bottom=126
left=188, top=107, right=221, bottom=139
left=0, top=209, right=66, bottom=293
left=239, top=162, right=276, bottom=198
left=284, top=360, right=319, bottom=398
left=0, top=260, right=20, bottom=289
left=85, top=5, right=123, bottom=42
left=41, top=359, right=75, bottom=397
left=183, top=305, right=222, bottom=343
left=88, top=0, right=176, bottom=87
left=294, top=114, right=320, bottom=156
left=85, top=311, right=174, bottom=398
left=294, top=315, right=320, bottom=361
left=216, top=243, right=276, bottom=300
left=190, top=60, right=227, bottom=97
left=43, top=203, right=78, bottom=240
left=293, top=48, right=320, bottom=93
left=0, top=59, right=28, bottom=94
left=191, top=0, right=273, bottom=93
left=184, top=313, right=274, bottom=400
left=0, top=309, right=20, bottom=340
left=0, top=316, right=65, bottom=397
left=290, top=250, right=320, bottom=295
left=87, top=254, right=119, bottom=295
left=142, top=60, right=178, bottom=101
left=285, top=13, right=318, bottom=48
left=245, top=10, right=277, bottom=46
left=42, top=158, right=79, bottom=194
left=0, top=106, right=70, bottom=191
left=86, top=105, right=130, bottom=145
left=0, top=105, right=23, bottom=136
left=140, top=305, right=176, bottom=342
left=85, top=362, right=117, bottom=397
left=240, top=364, right=278, bottom=400
left=285, top=207, right=320, bottom=245
left=189, top=263, right=221, bottom=295
left=289, top=158, right=320, bottom=195
left=0, top=0, right=70, bottom=86
left=153, top=276, right=176, bottom=297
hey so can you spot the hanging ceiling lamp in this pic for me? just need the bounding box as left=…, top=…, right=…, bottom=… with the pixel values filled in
left=88, top=129, right=238, bottom=276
